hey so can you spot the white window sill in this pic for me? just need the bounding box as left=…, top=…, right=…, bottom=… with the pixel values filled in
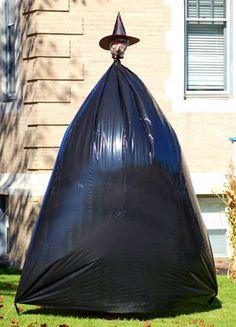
left=185, top=91, right=230, bottom=99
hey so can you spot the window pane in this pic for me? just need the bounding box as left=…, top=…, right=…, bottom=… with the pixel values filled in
left=8, top=0, right=15, bottom=25
left=187, top=0, right=225, bottom=18
left=187, top=0, right=198, bottom=18
left=0, top=197, right=8, bottom=256
left=208, top=229, right=227, bottom=257
left=199, top=0, right=212, bottom=18
left=7, top=24, right=15, bottom=95
left=199, top=198, right=225, bottom=218
left=6, top=0, right=15, bottom=96
left=213, top=0, right=225, bottom=18
left=198, top=198, right=228, bottom=257
left=187, top=22, right=225, bottom=90
left=198, top=197, right=227, bottom=229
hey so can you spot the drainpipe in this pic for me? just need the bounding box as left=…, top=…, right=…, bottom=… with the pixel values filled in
left=229, top=137, right=236, bottom=175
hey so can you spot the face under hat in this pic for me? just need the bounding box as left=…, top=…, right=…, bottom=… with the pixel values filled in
left=99, top=12, right=140, bottom=50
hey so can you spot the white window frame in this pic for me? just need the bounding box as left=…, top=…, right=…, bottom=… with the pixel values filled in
left=166, top=0, right=236, bottom=112
left=184, top=0, right=231, bottom=98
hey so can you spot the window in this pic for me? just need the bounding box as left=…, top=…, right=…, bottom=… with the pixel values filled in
left=198, top=197, right=229, bottom=257
left=0, top=196, right=9, bottom=256
left=5, top=0, right=16, bottom=98
left=185, top=0, right=227, bottom=93
left=208, top=229, right=227, bottom=257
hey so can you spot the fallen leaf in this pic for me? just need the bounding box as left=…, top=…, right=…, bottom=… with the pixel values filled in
left=0, top=304, right=3, bottom=308
left=199, top=321, right=205, bottom=327
left=144, top=321, right=151, bottom=327
left=58, top=325, right=69, bottom=327
left=17, top=306, right=24, bottom=313
left=0, top=296, right=4, bottom=303
left=0, top=314, right=4, bottom=319
left=11, top=318, right=19, bottom=326
left=40, top=324, right=48, bottom=327
left=6, top=283, right=15, bottom=289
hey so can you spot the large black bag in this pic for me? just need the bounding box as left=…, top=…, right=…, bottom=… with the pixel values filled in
left=15, top=62, right=217, bottom=313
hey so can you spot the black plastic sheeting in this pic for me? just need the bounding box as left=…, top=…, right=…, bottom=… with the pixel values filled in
left=15, top=62, right=217, bottom=313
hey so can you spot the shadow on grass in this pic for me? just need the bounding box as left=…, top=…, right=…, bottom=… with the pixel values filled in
left=22, top=298, right=222, bottom=320
left=0, top=268, right=20, bottom=295
left=0, top=281, right=18, bottom=291
left=0, top=267, right=21, bottom=275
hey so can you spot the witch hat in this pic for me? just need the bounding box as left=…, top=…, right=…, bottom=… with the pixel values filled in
left=99, top=12, right=140, bottom=50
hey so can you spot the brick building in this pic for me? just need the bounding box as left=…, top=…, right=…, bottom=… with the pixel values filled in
left=0, top=0, right=234, bottom=266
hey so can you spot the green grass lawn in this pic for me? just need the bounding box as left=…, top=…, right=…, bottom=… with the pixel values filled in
left=0, top=267, right=236, bottom=327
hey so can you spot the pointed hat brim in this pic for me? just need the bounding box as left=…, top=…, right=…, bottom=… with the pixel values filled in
left=99, top=35, right=140, bottom=50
